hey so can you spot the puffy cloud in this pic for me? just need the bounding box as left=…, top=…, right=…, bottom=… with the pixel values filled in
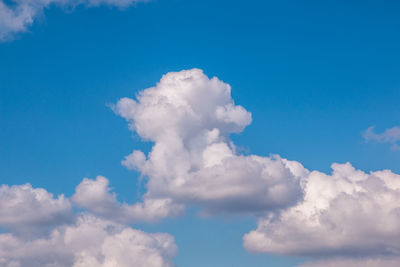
left=0, top=214, right=178, bottom=267
left=113, top=69, right=305, bottom=216
left=0, top=0, right=146, bottom=41
left=243, top=162, right=400, bottom=257
left=297, top=257, right=400, bottom=267
left=363, top=126, right=400, bottom=150
left=4, top=68, right=400, bottom=265
left=72, top=176, right=184, bottom=222
left=113, top=68, right=400, bottom=262
left=0, top=183, right=72, bottom=236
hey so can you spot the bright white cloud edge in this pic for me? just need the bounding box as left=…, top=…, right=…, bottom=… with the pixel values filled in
left=113, top=69, right=305, bottom=217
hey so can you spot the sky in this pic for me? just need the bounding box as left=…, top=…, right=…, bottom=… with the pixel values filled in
left=1, top=0, right=400, bottom=266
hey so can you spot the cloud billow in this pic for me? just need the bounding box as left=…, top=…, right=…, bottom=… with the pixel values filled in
left=0, top=214, right=177, bottom=267
left=0, top=183, right=73, bottom=236
left=363, top=126, right=400, bottom=151
left=112, top=69, right=400, bottom=264
left=72, top=176, right=184, bottom=223
left=243, top=163, right=400, bottom=259
left=0, top=182, right=177, bottom=267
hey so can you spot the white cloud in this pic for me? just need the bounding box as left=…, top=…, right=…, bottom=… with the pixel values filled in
left=363, top=126, right=400, bottom=150
left=0, top=183, right=72, bottom=236
left=72, top=176, right=184, bottom=222
left=243, top=162, right=400, bottom=257
left=297, top=257, right=400, bottom=267
left=0, top=0, right=146, bottom=41
left=2, top=68, right=400, bottom=265
left=0, top=214, right=177, bottom=267
left=113, top=69, right=305, bottom=217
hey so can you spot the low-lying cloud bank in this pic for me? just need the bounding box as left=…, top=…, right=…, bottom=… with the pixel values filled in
left=0, top=0, right=146, bottom=41
left=73, top=176, right=184, bottom=223
left=113, top=69, right=305, bottom=216
left=0, top=182, right=177, bottom=267
left=113, top=69, right=400, bottom=264
left=297, top=257, right=400, bottom=267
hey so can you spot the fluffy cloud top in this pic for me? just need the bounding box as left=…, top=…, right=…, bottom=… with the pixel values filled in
left=0, top=180, right=177, bottom=267
left=0, top=214, right=177, bottom=267
left=0, top=183, right=72, bottom=235
left=113, top=69, right=305, bottom=216
left=243, top=162, right=400, bottom=257
left=0, top=0, right=146, bottom=41
left=73, top=176, right=184, bottom=222
left=363, top=126, right=400, bottom=150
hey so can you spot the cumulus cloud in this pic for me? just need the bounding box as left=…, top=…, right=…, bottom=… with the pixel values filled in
left=0, top=183, right=72, bottom=236
left=0, top=181, right=178, bottom=267
left=0, top=0, right=146, bottom=41
left=72, top=176, right=184, bottom=222
left=113, top=69, right=305, bottom=217
left=113, top=68, right=400, bottom=263
left=0, top=214, right=177, bottom=267
left=3, top=68, right=400, bottom=266
left=243, top=162, right=400, bottom=257
left=363, top=126, right=400, bottom=150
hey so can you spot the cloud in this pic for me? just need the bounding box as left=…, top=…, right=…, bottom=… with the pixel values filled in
left=0, top=0, right=146, bottom=41
left=113, top=69, right=305, bottom=216
left=363, top=126, right=400, bottom=150
left=0, top=183, right=73, bottom=236
left=2, top=68, right=400, bottom=265
left=243, top=162, right=400, bottom=257
left=297, top=257, right=400, bottom=267
left=72, top=176, right=184, bottom=222
left=113, top=68, right=400, bottom=262
left=0, top=214, right=177, bottom=267
left=0, top=181, right=177, bottom=267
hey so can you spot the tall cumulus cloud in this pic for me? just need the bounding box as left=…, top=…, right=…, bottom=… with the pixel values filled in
left=112, top=68, right=400, bottom=264
left=112, top=68, right=305, bottom=217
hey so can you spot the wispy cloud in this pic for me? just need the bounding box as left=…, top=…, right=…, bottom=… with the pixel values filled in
left=0, top=0, right=146, bottom=41
left=363, top=126, right=400, bottom=150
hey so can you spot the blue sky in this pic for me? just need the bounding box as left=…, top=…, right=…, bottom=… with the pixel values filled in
left=1, top=0, right=400, bottom=266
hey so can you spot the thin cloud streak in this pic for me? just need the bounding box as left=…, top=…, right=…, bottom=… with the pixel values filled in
left=363, top=126, right=400, bottom=150
left=0, top=0, right=147, bottom=41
